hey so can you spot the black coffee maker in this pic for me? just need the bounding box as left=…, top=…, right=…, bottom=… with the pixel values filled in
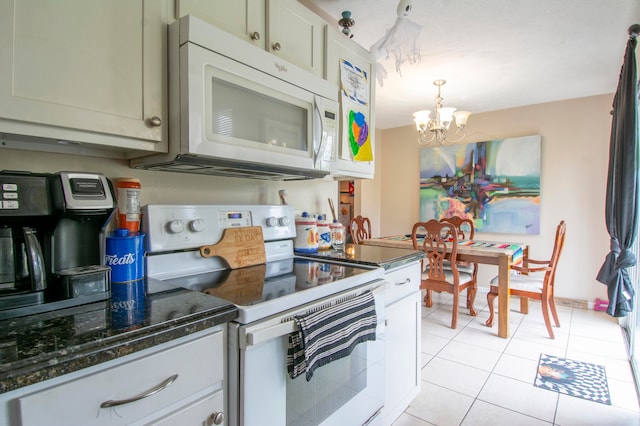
left=0, top=171, right=115, bottom=319
left=0, top=172, right=52, bottom=310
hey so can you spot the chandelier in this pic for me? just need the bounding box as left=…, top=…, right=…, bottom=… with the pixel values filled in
left=413, top=80, right=471, bottom=146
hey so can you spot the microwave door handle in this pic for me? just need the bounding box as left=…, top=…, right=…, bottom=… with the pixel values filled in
left=312, top=97, right=325, bottom=167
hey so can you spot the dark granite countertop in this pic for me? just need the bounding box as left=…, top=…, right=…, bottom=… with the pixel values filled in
left=0, top=284, right=237, bottom=393
left=298, top=243, right=425, bottom=270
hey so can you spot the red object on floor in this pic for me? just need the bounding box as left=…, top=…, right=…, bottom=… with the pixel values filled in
left=594, top=298, right=609, bottom=311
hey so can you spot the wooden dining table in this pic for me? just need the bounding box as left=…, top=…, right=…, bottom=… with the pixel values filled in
left=361, top=235, right=528, bottom=338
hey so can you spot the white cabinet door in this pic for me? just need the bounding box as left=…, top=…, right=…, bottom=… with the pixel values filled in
left=325, top=25, right=376, bottom=179
left=383, top=261, right=422, bottom=424
left=266, top=0, right=324, bottom=77
left=384, top=290, right=421, bottom=425
left=152, top=390, right=224, bottom=426
left=0, top=0, right=168, bottom=153
left=176, top=0, right=266, bottom=49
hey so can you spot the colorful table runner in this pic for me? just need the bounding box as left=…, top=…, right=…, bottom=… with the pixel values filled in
left=381, top=235, right=524, bottom=263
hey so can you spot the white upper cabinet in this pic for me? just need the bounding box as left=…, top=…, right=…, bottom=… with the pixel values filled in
left=0, top=0, right=169, bottom=155
left=266, top=0, right=324, bottom=76
left=325, top=24, right=376, bottom=179
left=176, top=0, right=266, bottom=48
left=176, top=0, right=325, bottom=77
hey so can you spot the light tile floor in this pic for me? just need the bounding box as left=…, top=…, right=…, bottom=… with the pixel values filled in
left=393, top=291, right=640, bottom=426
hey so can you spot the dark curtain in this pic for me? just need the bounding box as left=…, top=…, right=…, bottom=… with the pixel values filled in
left=596, top=25, right=640, bottom=317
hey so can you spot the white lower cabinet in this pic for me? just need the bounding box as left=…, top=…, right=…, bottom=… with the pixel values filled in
left=383, top=261, right=421, bottom=425
left=0, top=327, right=226, bottom=426
left=152, top=390, right=224, bottom=426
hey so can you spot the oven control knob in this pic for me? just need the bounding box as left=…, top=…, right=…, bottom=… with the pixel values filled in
left=266, top=216, right=278, bottom=227
left=167, top=219, right=184, bottom=234
left=278, top=216, right=290, bottom=226
left=189, top=219, right=206, bottom=232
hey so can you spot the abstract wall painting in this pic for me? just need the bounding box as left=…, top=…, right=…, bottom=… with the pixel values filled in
left=419, top=135, right=541, bottom=234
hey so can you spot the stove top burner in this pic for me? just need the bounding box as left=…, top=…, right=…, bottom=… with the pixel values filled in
left=148, top=257, right=382, bottom=323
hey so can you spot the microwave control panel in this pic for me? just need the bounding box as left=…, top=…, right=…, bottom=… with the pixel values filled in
left=322, top=109, right=338, bottom=162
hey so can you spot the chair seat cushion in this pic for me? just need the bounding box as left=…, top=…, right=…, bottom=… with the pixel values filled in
left=490, top=272, right=543, bottom=293
left=423, top=269, right=473, bottom=283
left=443, top=260, right=475, bottom=274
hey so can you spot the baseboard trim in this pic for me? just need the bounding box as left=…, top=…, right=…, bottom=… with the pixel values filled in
left=555, top=297, right=589, bottom=310
left=475, top=287, right=590, bottom=310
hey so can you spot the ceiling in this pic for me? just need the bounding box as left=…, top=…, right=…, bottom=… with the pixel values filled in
left=304, top=0, right=640, bottom=129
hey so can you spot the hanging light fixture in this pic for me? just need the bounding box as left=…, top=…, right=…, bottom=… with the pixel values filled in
left=413, top=80, right=472, bottom=146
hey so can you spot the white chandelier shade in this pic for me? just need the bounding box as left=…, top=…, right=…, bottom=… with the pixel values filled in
left=413, top=80, right=471, bottom=146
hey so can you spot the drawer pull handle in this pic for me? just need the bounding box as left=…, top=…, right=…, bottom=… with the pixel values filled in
left=395, top=278, right=411, bottom=286
left=100, top=374, right=178, bottom=408
left=206, top=411, right=225, bottom=425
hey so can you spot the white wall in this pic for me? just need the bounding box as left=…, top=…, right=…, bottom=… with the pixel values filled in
left=0, top=148, right=339, bottom=217
left=364, top=94, right=614, bottom=305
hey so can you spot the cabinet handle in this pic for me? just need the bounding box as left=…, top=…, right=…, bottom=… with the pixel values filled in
left=271, top=42, right=281, bottom=51
left=206, top=411, right=225, bottom=425
left=147, top=116, right=162, bottom=127
left=100, top=374, right=178, bottom=408
left=395, top=278, right=411, bottom=286
left=250, top=31, right=260, bottom=41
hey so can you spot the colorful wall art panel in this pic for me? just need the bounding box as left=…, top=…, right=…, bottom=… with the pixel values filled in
left=419, top=135, right=541, bottom=234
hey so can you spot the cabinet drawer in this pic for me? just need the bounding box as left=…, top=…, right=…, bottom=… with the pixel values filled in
left=384, top=262, right=421, bottom=305
left=151, top=390, right=223, bottom=426
left=18, top=330, right=224, bottom=426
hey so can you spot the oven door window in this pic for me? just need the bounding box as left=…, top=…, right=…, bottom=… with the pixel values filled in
left=240, top=334, right=384, bottom=426
left=286, top=341, right=384, bottom=426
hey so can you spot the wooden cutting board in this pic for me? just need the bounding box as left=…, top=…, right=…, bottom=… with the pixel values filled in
left=199, top=226, right=266, bottom=269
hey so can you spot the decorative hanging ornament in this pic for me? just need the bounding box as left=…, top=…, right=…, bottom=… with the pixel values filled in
left=370, top=0, right=422, bottom=86
left=338, top=11, right=355, bottom=38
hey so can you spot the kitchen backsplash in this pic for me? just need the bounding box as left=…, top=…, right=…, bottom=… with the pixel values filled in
left=1, top=148, right=339, bottom=216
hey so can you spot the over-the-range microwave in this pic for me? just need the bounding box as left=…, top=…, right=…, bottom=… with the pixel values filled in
left=132, top=15, right=339, bottom=181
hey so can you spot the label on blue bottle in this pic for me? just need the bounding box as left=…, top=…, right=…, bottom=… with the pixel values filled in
left=105, top=229, right=145, bottom=284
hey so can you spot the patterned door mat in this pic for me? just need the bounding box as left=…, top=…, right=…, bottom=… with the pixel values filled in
left=534, top=354, right=611, bottom=405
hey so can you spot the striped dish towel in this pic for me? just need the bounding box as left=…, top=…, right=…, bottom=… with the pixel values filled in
left=287, top=290, right=377, bottom=381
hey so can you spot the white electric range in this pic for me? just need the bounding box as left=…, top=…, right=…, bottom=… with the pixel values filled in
left=142, top=204, right=386, bottom=426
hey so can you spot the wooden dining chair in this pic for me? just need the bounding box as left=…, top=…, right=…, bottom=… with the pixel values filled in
left=349, top=215, right=372, bottom=245
left=411, top=220, right=477, bottom=329
left=440, top=216, right=478, bottom=310
left=485, top=220, right=567, bottom=339
left=440, top=216, right=475, bottom=240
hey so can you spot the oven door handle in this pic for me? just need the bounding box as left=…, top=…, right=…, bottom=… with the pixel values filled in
left=242, top=282, right=386, bottom=349
left=246, top=321, right=298, bottom=347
